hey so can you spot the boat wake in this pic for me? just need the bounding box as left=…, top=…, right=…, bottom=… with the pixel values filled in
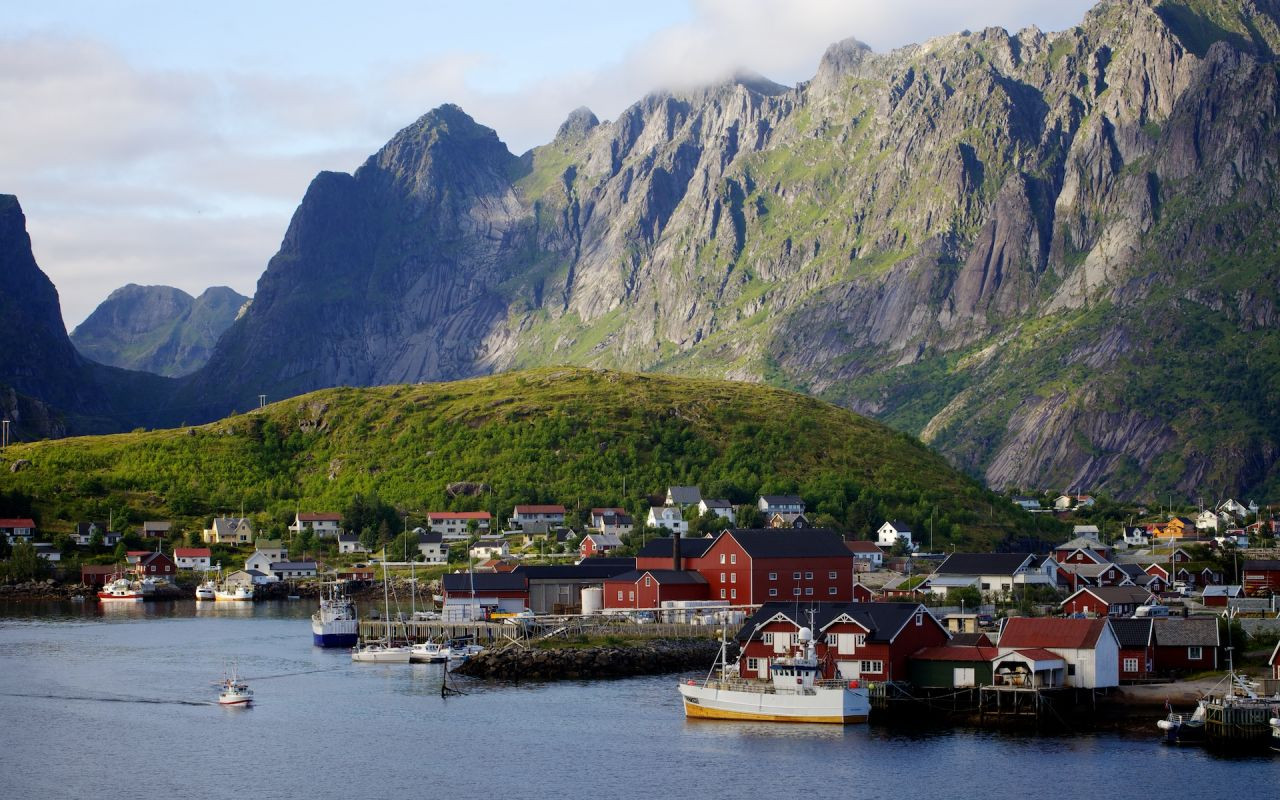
left=0, top=691, right=216, bottom=707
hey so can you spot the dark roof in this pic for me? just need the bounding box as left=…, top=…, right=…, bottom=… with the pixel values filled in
left=1117, top=563, right=1147, bottom=578
left=884, top=520, right=913, bottom=531
left=735, top=601, right=932, bottom=644
left=636, top=537, right=715, bottom=559
left=667, top=486, right=702, bottom=505
left=701, top=498, right=732, bottom=508
left=607, top=569, right=709, bottom=585
left=515, top=562, right=635, bottom=581
left=935, top=553, right=1034, bottom=576
left=1244, top=559, right=1280, bottom=570
left=725, top=529, right=850, bottom=558
left=1109, top=617, right=1153, bottom=648
left=1064, top=586, right=1155, bottom=606
left=760, top=495, right=804, bottom=505
left=1152, top=617, right=1220, bottom=647
left=270, top=561, right=317, bottom=570
left=441, top=572, right=527, bottom=593
left=417, top=531, right=444, bottom=544
left=948, top=632, right=994, bottom=647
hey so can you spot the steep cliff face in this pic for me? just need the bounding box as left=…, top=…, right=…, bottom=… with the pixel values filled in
left=70, top=285, right=248, bottom=377
left=169, top=0, right=1280, bottom=500
left=0, top=196, right=177, bottom=438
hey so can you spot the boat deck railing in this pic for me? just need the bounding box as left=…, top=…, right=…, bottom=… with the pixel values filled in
left=691, top=677, right=857, bottom=695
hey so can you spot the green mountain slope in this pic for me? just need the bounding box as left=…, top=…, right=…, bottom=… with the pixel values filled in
left=0, top=368, right=1052, bottom=550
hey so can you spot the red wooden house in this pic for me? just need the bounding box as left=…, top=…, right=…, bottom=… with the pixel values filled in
left=701, top=528, right=856, bottom=606
left=1109, top=617, right=1154, bottom=681
left=1144, top=564, right=1169, bottom=582
left=1242, top=559, right=1280, bottom=596
left=602, top=569, right=709, bottom=610
left=134, top=551, right=176, bottom=578
left=734, top=601, right=949, bottom=682
left=1152, top=617, right=1220, bottom=673
left=1060, top=586, right=1156, bottom=617
left=851, top=581, right=876, bottom=603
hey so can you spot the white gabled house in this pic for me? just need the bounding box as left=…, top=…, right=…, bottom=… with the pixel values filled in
left=665, top=486, right=702, bottom=508
left=998, top=617, right=1120, bottom=688
left=758, top=495, right=805, bottom=515
left=697, top=499, right=736, bottom=524
left=647, top=506, right=688, bottom=535
left=876, top=521, right=915, bottom=550
left=415, top=530, right=448, bottom=564
left=337, top=533, right=367, bottom=554
left=289, top=512, right=343, bottom=538
left=174, top=548, right=212, bottom=570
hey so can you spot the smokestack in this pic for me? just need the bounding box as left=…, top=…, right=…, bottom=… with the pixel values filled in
left=672, top=532, right=681, bottom=573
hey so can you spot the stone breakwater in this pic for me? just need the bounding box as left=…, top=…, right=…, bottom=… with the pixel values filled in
left=453, top=638, right=734, bottom=681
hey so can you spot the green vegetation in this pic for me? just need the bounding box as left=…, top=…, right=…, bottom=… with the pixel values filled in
left=0, top=368, right=1042, bottom=551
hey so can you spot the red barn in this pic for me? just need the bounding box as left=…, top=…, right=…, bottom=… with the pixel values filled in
left=735, top=601, right=949, bottom=682
left=602, top=569, right=709, bottom=610
left=701, top=528, right=856, bottom=606
left=1242, top=559, right=1280, bottom=596
left=1110, top=618, right=1154, bottom=681
left=1060, top=586, right=1156, bottom=617
left=1152, top=617, right=1220, bottom=673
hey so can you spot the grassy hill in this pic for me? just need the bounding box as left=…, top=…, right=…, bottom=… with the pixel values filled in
left=0, top=368, right=1059, bottom=550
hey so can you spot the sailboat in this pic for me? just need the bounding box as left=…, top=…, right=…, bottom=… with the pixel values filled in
left=352, top=557, right=410, bottom=663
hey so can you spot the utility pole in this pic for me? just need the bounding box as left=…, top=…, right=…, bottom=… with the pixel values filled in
left=1, top=419, right=8, bottom=449
left=258, top=394, right=266, bottom=409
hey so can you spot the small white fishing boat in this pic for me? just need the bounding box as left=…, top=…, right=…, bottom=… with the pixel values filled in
left=351, top=640, right=412, bottom=663
left=194, top=580, right=217, bottom=601
left=214, top=583, right=254, bottom=602
left=442, top=639, right=484, bottom=664
left=217, top=668, right=253, bottom=706
left=97, top=577, right=144, bottom=602
left=409, top=640, right=447, bottom=663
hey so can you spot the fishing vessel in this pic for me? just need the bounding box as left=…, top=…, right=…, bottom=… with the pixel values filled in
left=97, top=576, right=144, bottom=602
left=214, top=583, right=254, bottom=602
left=677, top=624, right=870, bottom=724
left=194, top=580, right=217, bottom=601
left=442, top=637, right=484, bottom=664
left=409, top=640, right=447, bottom=663
left=1157, top=701, right=1207, bottom=745
left=217, top=667, right=253, bottom=706
left=312, top=583, right=359, bottom=648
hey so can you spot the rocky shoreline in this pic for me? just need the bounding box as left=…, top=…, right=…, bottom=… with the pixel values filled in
left=453, top=638, right=730, bottom=681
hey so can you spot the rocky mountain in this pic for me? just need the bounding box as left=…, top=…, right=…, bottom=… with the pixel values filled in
left=0, top=195, right=176, bottom=439
left=70, top=285, right=248, bottom=377
left=16, top=0, right=1280, bottom=501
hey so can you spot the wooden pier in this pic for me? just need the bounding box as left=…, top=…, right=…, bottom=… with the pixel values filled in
left=359, top=618, right=718, bottom=645
left=1201, top=696, right=1280, bottom=744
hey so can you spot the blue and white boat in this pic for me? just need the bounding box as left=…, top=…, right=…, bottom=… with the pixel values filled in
left=312, top=583, right=359, bottom=647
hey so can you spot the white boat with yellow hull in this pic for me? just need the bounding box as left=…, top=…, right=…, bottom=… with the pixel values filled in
left=677, top=624, right=869, bottom=724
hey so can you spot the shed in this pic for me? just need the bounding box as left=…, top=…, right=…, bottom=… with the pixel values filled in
left=908, top=645, right=997, bottom=688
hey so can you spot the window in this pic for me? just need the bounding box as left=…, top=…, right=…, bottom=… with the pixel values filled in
left=720, top=572, right=726, bottom=582
left=805, top=587, right=814, bottom=596
left=769, top=588, right=778, bottom=597
left=1188, top=646, right=1203, bottom=660
left=829, top=571, right=837, bottom=579
left=719, top=554, right=726, bottom=564
left=628, top=591, right=634, bottom=601
left=730, top=554, right=737, bottom=565
left=793, top=588, right=802, bottom=596
left=793, top=571, right=801, bottom=579
left=853, top=634, right=866, bottom=647
left=828, top=587, right=838, bottom=595
left=859, top=660, right=883, bottom=674
left=730, top=573, right=737, bottom=583
left=825, top=633, right=838, bottom=645
left=1067, top=664, right=1076, bottom=676
left=644, top=575, right=652, bottom=587
left=617, top=591, right=623, bottom=601
left=805, top=571, right=813, bottom=580
left=769, top=572, right=777, bottom=581
left=914, top=612, right=923, bottom=626
left=1123, top=658, right=1139, bottom=673
left=747, top=658, right=760, bottom=672
left=730, top=589, right=737, bottom=600
left=720, top=588, right=726, bottom=599
left=762, top=633, right=774, bottom=645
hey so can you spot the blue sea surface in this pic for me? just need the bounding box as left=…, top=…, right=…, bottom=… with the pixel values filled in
left=0, top=601, right=1275, bottom=799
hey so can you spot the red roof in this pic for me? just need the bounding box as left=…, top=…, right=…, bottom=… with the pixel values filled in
left=999, top=618, right=1109, bottom=649
left=0, top=518, right=35, bottom=528
left=845, top=540, right=883, bottom=554
left=298, top=512, right=341, bottom=521
left=514, top=505, right=565, bottom=514
left=427, top=511, right=492, bottom=520
left=912, top=646, right=998, bottom=662
left=174, top=548, right=211, bottom=557
left=1012, top=648, right=1065, bottom=662
left=126, top=550, right=151, bottom=557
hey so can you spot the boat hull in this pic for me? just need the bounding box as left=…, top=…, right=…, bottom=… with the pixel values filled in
left=97, top=593, right=144, bottom=602
left=313, top=631, right=359, bottom=648
left=351, top=646, right=412, bottom=664
left=678, top=682, right=870, bottom=724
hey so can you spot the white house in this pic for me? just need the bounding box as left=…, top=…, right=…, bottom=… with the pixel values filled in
left=1012, top=496, right=1042, bottom=511
left=255, top=539, right=288, bottom=563
left=647, top=506, right=688, bottom=535
left=930, top=553, right=1054, bottom=597
left=588, top=508, right=634, bottom=536
left=1053, top=495, right=1075, bottom=511
left=427, top=511, right=492, bottom=539
left=758, top=495, right=804, bottom=515
left=244, top=550, right=278, bottom=578
left=697, top=498, right=736, bottom=524
left=174, top=548, right=212, bottom=570
left=876, top=520, right=915, bottom=550
left=1072, top=525, right=1100, bottom=540
left=289, top=512, right=343, bottom=538
left=997, top=617, right=1120, bottom=689
left=337, top=533, right=367, bottom=554
left=203, top=517, right=254, bottom=545
left=33, top=543, right=60, bottom=562
left=416, top=530, right=447, bottom=564
left=470, top=541, right=510, bottom=561
left=1219, top=499, right=1249, bottom=519
left=1195, top=510, right=1220, bottom=532
left=1122, top=526, right=1150, bottom=547
left=225, top=569, right=272, bottom=586
left=509, top=505, right=566, bottom=531
left=845, top=540, right=884, bottom=570
left=270, top=561, right=318, bottom=579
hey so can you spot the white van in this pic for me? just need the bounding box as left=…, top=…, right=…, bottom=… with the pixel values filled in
left=1134, top=604, right=1170, bottom=618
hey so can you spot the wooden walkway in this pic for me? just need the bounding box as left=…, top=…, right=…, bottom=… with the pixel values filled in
left=359, top=619, right=719, bottom=644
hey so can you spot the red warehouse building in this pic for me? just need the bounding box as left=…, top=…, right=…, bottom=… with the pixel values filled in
left=634, top=537, right=716, bottom=572
left=1152, top=617, right=1220, bottom=673
left=735, top=601, right=949, bottom=682
left=700, top=528, right=857, bottom=606
left=1242, top=559, right=1280, bottom=596
left=602, top=569, right=710, bottom=610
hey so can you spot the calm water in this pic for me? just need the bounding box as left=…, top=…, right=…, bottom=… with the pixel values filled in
left=1, top=601, right=1276, bottom=800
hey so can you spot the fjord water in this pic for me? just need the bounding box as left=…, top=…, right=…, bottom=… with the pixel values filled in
left=1, top=603, right=1275, bottom=800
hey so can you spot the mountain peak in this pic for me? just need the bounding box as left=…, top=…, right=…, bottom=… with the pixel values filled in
left=556, top=106, right=599, bottom=141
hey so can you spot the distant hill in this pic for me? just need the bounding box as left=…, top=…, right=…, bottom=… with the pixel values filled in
left=0, top=367, right=1055, bottom=551
left=71, top=285, right=248, bottom=377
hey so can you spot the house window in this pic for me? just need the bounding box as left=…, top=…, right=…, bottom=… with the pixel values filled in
left=720, top=554, right=726, bottom=564
left=829, top=587, right=838, bottom=595
left=1123, top=658, right=1139, bottom=673
left=730, top=589, right=737, bottom=600
left=762, top=633, right=774, bottom=645
left=1188, top=646, right=1202, bottom=660
left=854, top=634, right=866, bottom=647
left=644, top=575, right=652, bottom=587
left=747, top=658, right=760, bottom=672
left=859, top=660, right=884, bottom=674
left=628, top=591, right=634, bottom=601
left=829, top=571, right=837, bottom=579
left=980, top=582, right=990, bottom=590
left=1067, top=664, right=1076, bottom=676
left=720, top=588, right=726, bottom=599
left=805, top=571, right=813, bottom=580
left=769, top=572, right=777, bottom=580
left=793, top=571, right=801, bottom=579
left=825, top=633, right=837, bottom=645
left=793, top=588, right=802, bottom=596
left=616, top=590, right=624, bottom=601
left=805, top=587, right=814, bottom=596
left=730, top=554, right=737, bottom=565
left=914, top=612, right=923, bottom=626
left=730, top=573, right=737, bottom=584
left=769, top=588, right=778, bottom=597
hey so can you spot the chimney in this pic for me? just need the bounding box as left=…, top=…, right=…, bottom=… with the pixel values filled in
left=672, top=532, right=681, bottom=573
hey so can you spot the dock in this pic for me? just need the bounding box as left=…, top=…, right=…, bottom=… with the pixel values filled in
left=359, top=618, right=719, bottom=645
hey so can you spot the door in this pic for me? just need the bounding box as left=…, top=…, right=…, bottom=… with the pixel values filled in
left=757, top=658, right=771, bottom=679
left=836, top=661, right=859, bottom=679
left=953, top=667, right=975, bottom=688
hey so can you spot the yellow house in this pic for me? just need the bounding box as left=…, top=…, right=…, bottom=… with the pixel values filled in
left=1164, top=517, right=1194, bottom=539
left=202, top=517, right=254, bottom=545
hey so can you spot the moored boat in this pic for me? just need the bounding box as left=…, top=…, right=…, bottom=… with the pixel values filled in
left=97, top=577, right=144, bottom=602
left=214, top=583, right=254, bottom=602
left=194, top=580, right=217, bottom=601
left=312, top=583, right=359, bottom=648
left=677, top=625, right=870, bottom=724
left=409, top=640, right=447, bottom=663
left=1157, top=701, right=1207, bottom=745
left=442, top=638, right=484, bottom=664
left=352, top=561, right=410, bottom=664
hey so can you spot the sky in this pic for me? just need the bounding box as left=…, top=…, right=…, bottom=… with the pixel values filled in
left=3, top=0, right=1097, bottom=330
